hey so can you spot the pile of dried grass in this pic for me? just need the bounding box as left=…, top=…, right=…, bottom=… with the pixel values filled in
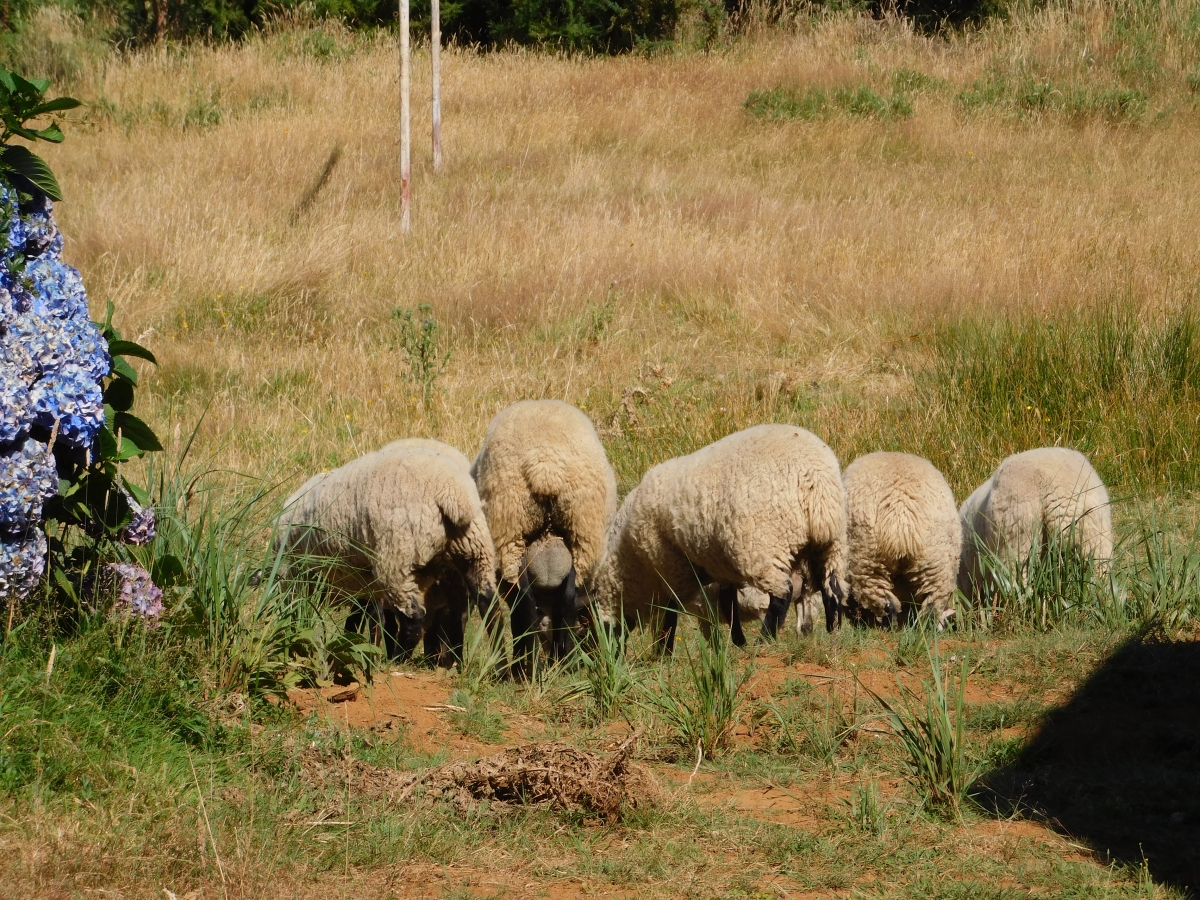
left=411, top=739, right=663, bottom=821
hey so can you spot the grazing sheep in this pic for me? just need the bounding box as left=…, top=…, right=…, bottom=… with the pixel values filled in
left=841, top=452, right=961, bottom=627
left=472, top=400, right=618, bottom=676
left=958, top=447, right=1114, bottom=599
left=590, top=424, right=847, bottom=651
left=276, top=440, right=496, bottom=663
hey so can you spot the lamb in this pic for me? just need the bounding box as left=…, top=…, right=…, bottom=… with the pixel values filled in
left=275, top=439, right=496, bottom=664
left=958, top=447, right=1114, bottom=600
left=589, top=424, right=848, bottom=650
left=471, top=400, right=618, bottom=675
left=840, top=452, right=961, bottom=627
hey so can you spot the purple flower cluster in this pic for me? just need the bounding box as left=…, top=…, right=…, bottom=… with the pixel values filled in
left=0, top=438, right=58, bottom=535
left=0, top=530, right=47, bottom=601
left=122, top=500, right=156, bottom=545
left=0, top=181, right=113, bottom=601
left=109, top=562, right=163, bottom=626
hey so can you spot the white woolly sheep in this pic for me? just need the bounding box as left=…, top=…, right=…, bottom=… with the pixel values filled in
left=471, top=399, right=618, bottom=675
left=590, top=423, right=848, bottom=651
left=275, top=440, right=496, bottom=663
left=958, top=447, right=1114, bottom=600
left=841, top=452, right=961, bottom=628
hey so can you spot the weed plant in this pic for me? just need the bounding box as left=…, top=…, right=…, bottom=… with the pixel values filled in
left=849, top=780, right=887, bottom=836
left=642, top=622, right=751, bottom=759
left=865, top=639, right=975, bottom=819
left=458, top=602, right=510, bottom=692
left=564, top=613, right=638, bottom=723
left=761, top=683, right=859, bottom=767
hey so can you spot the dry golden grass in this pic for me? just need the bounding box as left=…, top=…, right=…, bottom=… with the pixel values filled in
left=35, top=1, right=1200, bottom=496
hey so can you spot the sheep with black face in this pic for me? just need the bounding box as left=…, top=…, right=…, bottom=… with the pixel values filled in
left=472, top=400, right=617, bottom=677
left=590, top=424, right=848, bottom=651
left=275, top=439, right=496, bottom=663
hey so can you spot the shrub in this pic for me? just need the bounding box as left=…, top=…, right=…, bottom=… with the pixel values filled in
left=0, top=64, right=166, bottom=626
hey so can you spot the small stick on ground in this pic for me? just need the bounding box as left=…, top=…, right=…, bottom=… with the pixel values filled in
left=686, top=739, right=703, bottom=789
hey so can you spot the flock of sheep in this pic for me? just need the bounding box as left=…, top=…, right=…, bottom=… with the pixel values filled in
left=275, top=400, right=1115, bottom=673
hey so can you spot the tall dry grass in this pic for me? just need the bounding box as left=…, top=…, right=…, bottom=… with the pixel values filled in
left=31, top=1, right=1200, bottom=498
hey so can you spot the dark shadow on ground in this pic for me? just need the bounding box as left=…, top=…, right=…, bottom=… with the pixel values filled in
left=977, top=631, right=1200, bottom=896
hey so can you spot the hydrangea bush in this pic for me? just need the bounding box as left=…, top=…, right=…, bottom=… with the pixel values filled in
left=0, top=67, right=165, bottom=624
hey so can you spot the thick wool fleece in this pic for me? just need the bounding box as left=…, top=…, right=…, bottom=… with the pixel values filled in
left=276, top=440, right=495, bottom=619
left=842, top=452, right=961, bottom=625
left=592, top=424, right=847, bottom=634
left=959, top=446, right=1113, bottom=598
left=472, top=400, right=617, bottom=587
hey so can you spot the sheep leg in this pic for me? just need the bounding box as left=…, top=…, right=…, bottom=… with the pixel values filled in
left=812, top=555, right=844, bottom=632
left=657, top=607, right=679, bottom=657
left=718, top=584, right=746, bottom=647
left=549, top=568, right=579, bottom=661
left=509, top=584, right=539, bottom=681
left=440, top=606, right=467, bottom=668
left=762, top=591, right=790, bottom=641
left=383, top=607, right=424, bottom=661
left=423, top=607, right=444, bottom=665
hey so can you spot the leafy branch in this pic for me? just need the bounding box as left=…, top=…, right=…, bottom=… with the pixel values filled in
left=0, top=67, right=81, bottom=201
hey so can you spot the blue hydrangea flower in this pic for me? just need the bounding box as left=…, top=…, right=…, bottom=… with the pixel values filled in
left=3, top=213, right=26, bottom=265
left=29, top=364, right=104, bottom=448
left=21, top=196, right=58, bottom=259
left=3, top=313, right=109, bottom=381
left=26, top=256, right=88, bottom=320
left=0, top=530, right=47, bottom=601
left=0, top=325, right=36, bottom=384
left=0, top=438, right=57, bottom=534
left=5, top=313, right=72, bottom=377
left=1, top=269, right=32, bottom=314
left=0, top=359, right=32, bottom=445
left=109, top=562, right=163, bottom=626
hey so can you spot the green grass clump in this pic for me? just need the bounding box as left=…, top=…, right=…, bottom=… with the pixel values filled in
left=642, top=626, right=751, bottom=759
left=865, top=641, right=975, bottom=819
left=565, top=613, right=638, bottom=722
left=958, top=75, right=1147, bottom=121
left=744, top=84, right=913, bottom=121
left=918, top=304, right=1200, bottom=495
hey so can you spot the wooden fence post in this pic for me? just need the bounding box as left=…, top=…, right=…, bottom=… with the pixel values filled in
left=431, top=0, right=442, bottom=173
left=399, top=0, right=412, bottom=232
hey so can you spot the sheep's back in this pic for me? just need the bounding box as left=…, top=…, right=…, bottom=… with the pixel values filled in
left=845, top=452, right=958, bottom=565
left=649, top=424, right=844, bottom=581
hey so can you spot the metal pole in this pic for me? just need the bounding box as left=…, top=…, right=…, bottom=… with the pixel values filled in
left=431, top=0, right=442, bottom=173
left=399, top=0, right=411, bottom=233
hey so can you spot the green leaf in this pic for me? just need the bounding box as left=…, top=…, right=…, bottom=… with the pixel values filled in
left=0, top=70, right=15, bottom=94
left=123, top=480, right=149, bottom=506
left=53, top=567, right=79, bottom=603
left=113, top=412, right=163, bottom=453
left=107, top=339, right=157, bottom=364
left=0, top=145, right=62, bottom=201
left=94, top=424, right=119, bottom=461
left=13, top=73, right=48, bottom=95
left=110, top=355, right=138, bottom=384
left=33, top=124, right=64, bottom=143
left=29, top=97, right=81, bottom=116
left=103, top=377, right=134, bottom=412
